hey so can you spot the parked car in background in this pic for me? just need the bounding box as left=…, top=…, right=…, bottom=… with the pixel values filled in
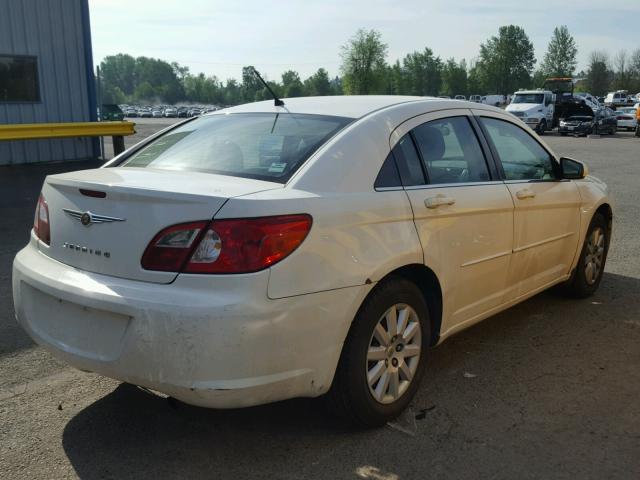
left=437, top=95, right=451, bottom=99
left=615, top=107, right=638, bottom=131
left=481, top=94, right=505, bottom=106
left=177, top=107, right=189, bottom=118
left=574, top=92, right=601, bottom=111
left=100, top=104, right=124, bottom=121
left=469, top=95, right=482, bottom=103
left=454, top=95, right=466, bottom=100
left=164, top=107, right=178, bottom=118
left=558, top=108, right=617, bottom=136
left=188, top=108, right=202, bottom=117
left=124, top=108, right=138, bottom=118
left=13, top=96, right=612, bottom=427
left=138, top=109, right=152, bottom=118
left=604, top=90, right=634, bottom=107
left=151, top=110, right=163, bottom=118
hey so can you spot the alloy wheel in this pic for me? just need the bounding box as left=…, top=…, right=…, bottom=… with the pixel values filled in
left=366, top=303, right=422, bottom=404
left=584, top=227, right=605, bottom=285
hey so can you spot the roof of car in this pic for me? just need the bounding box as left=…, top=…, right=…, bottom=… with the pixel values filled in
left=213, top=95, right=467, bottom=119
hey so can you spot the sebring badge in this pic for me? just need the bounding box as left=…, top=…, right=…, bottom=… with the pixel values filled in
left=63, top=209, right=125, bottom=227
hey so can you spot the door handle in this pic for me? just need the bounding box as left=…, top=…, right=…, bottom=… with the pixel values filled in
left=425, top=194, right=456, bottom=209
left=516, top=188, right=536, bottom=200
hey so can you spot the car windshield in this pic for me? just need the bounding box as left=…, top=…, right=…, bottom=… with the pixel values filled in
left=512, top=94, right=544, bottom=104
left=121, top=113, right=353, bottom=182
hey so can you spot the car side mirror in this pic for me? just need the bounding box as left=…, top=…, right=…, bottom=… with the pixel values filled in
left=560, top=157, right=588, bottom=180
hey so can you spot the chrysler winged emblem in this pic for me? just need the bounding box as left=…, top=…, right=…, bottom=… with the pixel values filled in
left=63, top=209, right=125, bottom=227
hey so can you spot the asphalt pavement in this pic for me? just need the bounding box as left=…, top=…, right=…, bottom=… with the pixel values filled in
left=1, top=120, right=638, bottom=479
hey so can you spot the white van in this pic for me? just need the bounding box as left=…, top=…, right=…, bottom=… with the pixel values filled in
left=604, top=91, right=633, bottom=107
left=481, top=95, right=505, bottom=106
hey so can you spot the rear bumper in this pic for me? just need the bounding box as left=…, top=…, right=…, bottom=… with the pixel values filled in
left=617, top=120, right=636, bottom=128
left=12, top=241, right=369, bottom=408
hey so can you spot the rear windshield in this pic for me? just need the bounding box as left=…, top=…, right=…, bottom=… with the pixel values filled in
left=121, top=113, right=353, bottom=182
left=567, top=116, right=593, bottom=121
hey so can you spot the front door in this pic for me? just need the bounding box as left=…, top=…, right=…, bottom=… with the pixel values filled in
left=477, top=114, right=581, bottom=300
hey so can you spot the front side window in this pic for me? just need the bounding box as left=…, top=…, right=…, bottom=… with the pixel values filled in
left=0, top=55, right=40, bottom=102
left=480, top=117, right=556, bottom=181
left=122, top=113, right=352, bottom=183
left=412, top=117, right=490, bottom=184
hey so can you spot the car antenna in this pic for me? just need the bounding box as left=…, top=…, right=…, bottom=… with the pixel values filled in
left=252, top=68, right=284, bottom=107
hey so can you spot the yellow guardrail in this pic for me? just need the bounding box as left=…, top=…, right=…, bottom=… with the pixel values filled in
left=0, top=121, right=135, bottom=141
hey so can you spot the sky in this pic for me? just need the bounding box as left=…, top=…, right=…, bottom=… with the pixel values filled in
left=88, top=0, right=640, bottom=82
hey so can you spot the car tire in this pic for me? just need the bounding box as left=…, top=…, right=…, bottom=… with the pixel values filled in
left=326, top=277, right=430, bottom=427
left=537, top=120, right=546, bottom=135
left=557, top=213, right=609, bottom=298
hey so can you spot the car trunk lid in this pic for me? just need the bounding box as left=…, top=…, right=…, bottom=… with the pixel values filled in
left=40, top=167, right=281, bottom=283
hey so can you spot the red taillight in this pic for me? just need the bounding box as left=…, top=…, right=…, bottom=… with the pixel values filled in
left=141, top=221, right=208, bottom=272
left=33, top=193, right=50, bottom=245
left=141, top=215, right=312, bottom=274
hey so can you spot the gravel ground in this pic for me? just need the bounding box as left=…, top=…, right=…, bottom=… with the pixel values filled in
left=1, top=119, right=639, bottom=479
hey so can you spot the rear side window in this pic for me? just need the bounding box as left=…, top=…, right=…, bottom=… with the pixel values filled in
left=391, top=134, right=425, bottom=186
left=480, top=117, right=556, bottom=181
left=122, top=113, right=352, bottom=183
left=412, top=117, right=490, bottom=184
left=374, top=153, right=402, bottom=189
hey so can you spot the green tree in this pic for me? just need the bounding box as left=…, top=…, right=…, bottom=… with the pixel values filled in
left=477, top=25, right=536, bottom=94
left=281, top=70, right=304, bottom=97
left=223, top=78, right=242, bottom=105
left=330, top=76, right=344, bottom=95
left=100, top=54, right=137, bottom=96
left=304, top=68, right=332, bottom=96
left=340, top=29, right=388, bottom=94
left=102, top=85, right=126, bottom=104
left=133, top=81, right=155, bottom=101
left=585, top=51, right=611, bottom=96
left=466, top=61, right=484, bottom=95
left=241, top=66, right=263, bottom=103
left=539, top=26, right=578, bottom=77
left=402, top=48, right=442, bottom=96
left=385, top=61, right=405, bottom=95
left=531, top=69, right=547, bottom=89
left=135, top=56, right=184, bottom=103
left=612, top=50, right=632, bottom=91
left=630, top=49, right=640, bottom=93
left=184, top=73, right=223, bottom=103
left=441, top=58, right=468, bottom=96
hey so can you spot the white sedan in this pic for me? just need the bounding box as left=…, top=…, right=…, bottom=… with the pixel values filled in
left=13, top=96, right=612, bottom=426
left=615, top=107, right=638, bottom=131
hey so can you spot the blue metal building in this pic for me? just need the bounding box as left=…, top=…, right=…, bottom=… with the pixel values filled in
left=0, top=0, right=98, bottom=165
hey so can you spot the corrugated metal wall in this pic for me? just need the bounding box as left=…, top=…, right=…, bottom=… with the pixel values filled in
left=0, top=0, right=97, bottom=165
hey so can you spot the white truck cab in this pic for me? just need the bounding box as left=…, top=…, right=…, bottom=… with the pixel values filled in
left=505, top=90, right=555, bottom=134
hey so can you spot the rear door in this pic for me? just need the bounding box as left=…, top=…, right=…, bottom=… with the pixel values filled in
left=475, top=112, right=581, bottom=299
left=391, top=110, right=514, bottom=330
